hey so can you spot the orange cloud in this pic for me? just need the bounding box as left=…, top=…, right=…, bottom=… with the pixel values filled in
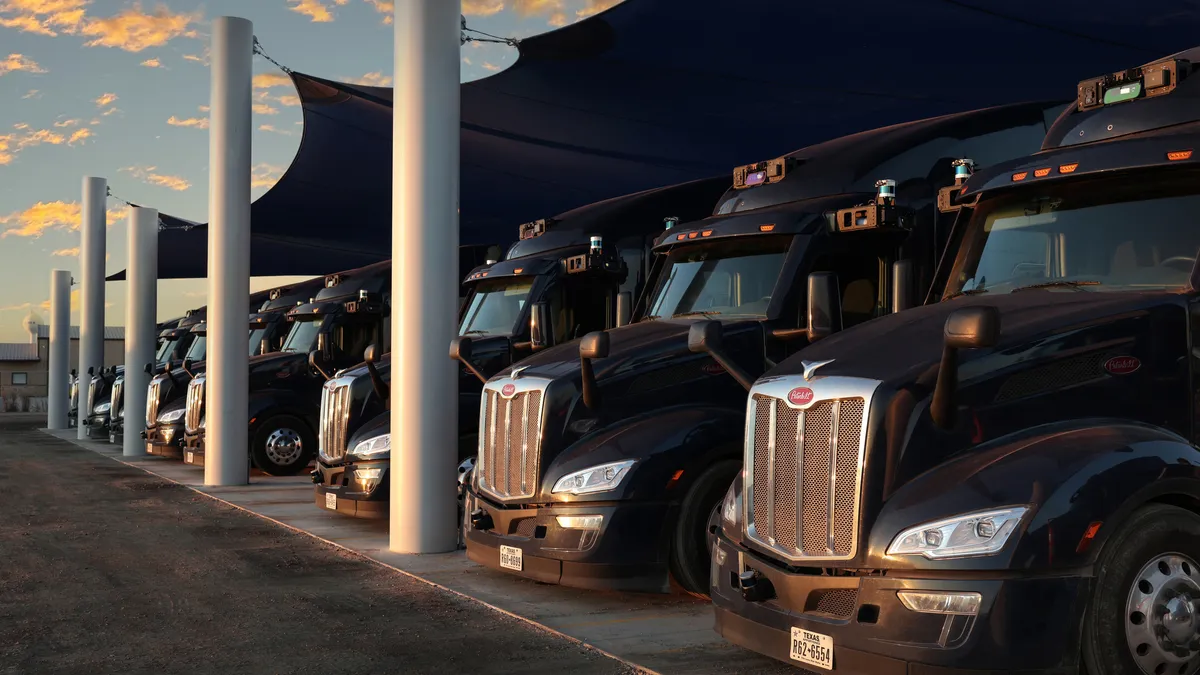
left=67, top=127, right=91, bottom=145
left=0, top=0, right=88, bottom=37
left=363, top=0, right=393, bottom=23
left=253, top=103, right=279, bottom=115
left=140, top=57, right=162, bottom=67
left=0, top=135, right=12, bottom=165
left=80, top=3, right=199, bottom=53
left=482, top=62, right=501, bottom=72
left=576, top=0, right=621, bottom=19
left=21, top=89, right=39, bottom=99
left=276, top=95, right=300, bottom=107
left=253, top=72, right=291, bottom=89
left=462, top=0, right=502, bottom=16
left=251, top=163, right=284, bottom=190
left=0, top=53, right=47, bottom=76
left=181, top=52, right=206, bottom=65
left=53, top=118, right=80, bottom=128
left=121, top=165, right=191, bottom=191
left=94, top=92, right=117, bottom=107
left=52, top=247, right=79, bottom=257
left=349, top=71, right=391, bottom=86
left=258, top=124, right=293, bottom=136
left=167, top=115, right=207, bottom=129
left=0, top=200, right=128, bottom=238
left=513, top=0, right=563, bottom=17
left=197, top=104, right=209, bottom=113
left=288, top=0, right=335, bottom=22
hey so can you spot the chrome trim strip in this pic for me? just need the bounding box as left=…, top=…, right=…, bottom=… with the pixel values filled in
left=766, top=398, right=776, bottom=545
left=827, top=399, right=840, bottom=554
left=478, top=375, right=551, bottom=503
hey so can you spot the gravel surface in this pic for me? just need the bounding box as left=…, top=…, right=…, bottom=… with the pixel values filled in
left=0, top=414, right=636, bottom=675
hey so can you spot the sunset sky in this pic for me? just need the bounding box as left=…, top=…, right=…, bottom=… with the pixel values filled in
left=0, top=0, right=620, bottom=342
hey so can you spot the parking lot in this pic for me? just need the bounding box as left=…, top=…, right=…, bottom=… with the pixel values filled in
left=1, top=414, right=792, bottom=674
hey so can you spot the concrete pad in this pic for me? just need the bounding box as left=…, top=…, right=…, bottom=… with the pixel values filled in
left=43, top=429, right=793, bottom=675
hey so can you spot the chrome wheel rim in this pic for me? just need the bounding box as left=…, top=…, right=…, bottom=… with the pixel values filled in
left=264, top=427, right=303, bottom=466
left=1125, top=553, right=1200, bottom=675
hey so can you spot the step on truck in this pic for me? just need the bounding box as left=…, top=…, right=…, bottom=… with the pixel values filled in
left=459, top=100, right=1069, bottom=595
left=310, top=177, right=732, bottom=518
left=711, top=48, right=1200, bottom=675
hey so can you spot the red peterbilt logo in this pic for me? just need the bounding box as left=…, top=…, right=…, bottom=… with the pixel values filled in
left=1104, top=356, right=1140, bottom=375
left=787, top=387, right=815, bottom=406
left=501, top=383, right=516, bottom=397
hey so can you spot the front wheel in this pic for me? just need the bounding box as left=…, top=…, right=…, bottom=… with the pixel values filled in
left=1081, top=503, right=1200, bottom=675
left=669, top=460, right=740, bottom=597
left=250, top=415, right=315, bottom=476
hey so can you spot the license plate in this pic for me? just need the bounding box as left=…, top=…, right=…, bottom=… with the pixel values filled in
left=325, top=492, right=337, bottom=510
left=185, top=452, right=194, bottom=464
left=499, top=545, right=523, bottom=571
left=790, top=627, right=833, bottom=671
left=109, top=434, right=116, bottom=443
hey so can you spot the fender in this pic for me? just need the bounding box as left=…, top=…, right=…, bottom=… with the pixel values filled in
left=867, top=418, right=1200, bottom=572
left=248, top=389, right=318, bottom=435
left=537, top=404, right=745, bottom=503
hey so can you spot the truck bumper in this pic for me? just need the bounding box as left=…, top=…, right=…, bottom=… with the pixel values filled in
left=462, top=488, right=672, bottom=593
left=109, top=421, right=122, bottom=445
left=145, top=423, right=184, bottom=459
left=312, top=458, right=389, bottom=519
left=82, top=414, right=110, bottom=439
left=710, top=532, right=1088, bottom=674
left=182, top=431, right=205, bottom=466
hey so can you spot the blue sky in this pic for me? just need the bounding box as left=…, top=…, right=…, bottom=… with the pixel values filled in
left=0, top=0, right=621, bottom=342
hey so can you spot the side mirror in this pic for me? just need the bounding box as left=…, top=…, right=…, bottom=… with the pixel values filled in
left=260, top=338, right=271, bottom=355
left=891, top=260, right=914, bottom=314
left=931, top=306, right=1000, bottom=430
left=806, top=272, right=842, bottom=342
left=364, top=343, right=379, bottom=364
left=450, top=336, right=488, bottom=384
left=182, top=358, right=194, bottom=379
left=144, top=363, right=153, bottom=375
left=71, top=368, right=77, bottom=377
left=530, top=301, right=553, bottom=351
left=317, top=332, right=332, bottom=361
left=309, top=350, right=332, bottom=381
left=578, top=331, right=610, bottom=410
left=615, top=291, right=632, bottom=328
left=87, top=366, right=94, bottom=376
left=362, top=343, right=388, bottom=400
left=687, top=320, right=755, bottom=391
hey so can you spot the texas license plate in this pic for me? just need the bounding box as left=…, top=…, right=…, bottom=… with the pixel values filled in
left=790, top=627, right=833, bottom=670
left=499, top=545, right=523, bottom=571
left=185, top=452, right=194, bottom=464
left=109, top=434, right=116, bottom=443
left=325, top=492, right=337, bottom=510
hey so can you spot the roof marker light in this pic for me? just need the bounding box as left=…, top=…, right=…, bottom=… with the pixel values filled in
left=1168, top=150, right=1193, bottom=161
left=513, top=268, right=523, bottom=274
left=1033, top=167, right=1052, bottom=178
left=1012, top=172, right=1029, bottom=182
left=676, top=233, right=686, bottom=241
left=1058, top=163, right=1079, bottom=174
left=701, top=230, right=713, bottom=237
left=688, top=231, right=698, bottom=239
left=759, top=224, right=775, bottom=232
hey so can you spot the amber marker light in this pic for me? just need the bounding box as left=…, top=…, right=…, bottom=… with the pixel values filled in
left=759, top=224, right=775, bottom=232
left=1033, top=167, right=1052, bottom=178
left=1167, top=150, right=1193, bottom=161
left=1058, top=163, right=1078, bottom=174
left=1012, top=172, right=1028, bottom=181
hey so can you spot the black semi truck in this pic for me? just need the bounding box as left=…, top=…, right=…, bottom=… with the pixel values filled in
left=310, top=177, right=733, bottom=518
left=712, top=49, right=1200, bottom=675
left=459, top=101, right=1070, bottom=596
left=70, top=317, right=183, bottom=429
left=143, top=278, right=326, bottom=459
left=182, top=262, right=392, bottom=475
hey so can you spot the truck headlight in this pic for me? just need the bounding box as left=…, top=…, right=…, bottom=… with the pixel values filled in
left=93, top=402, right=111, bottom=414
left=349, top=433, right=390, bottom=459
left=158, top=408, right=184, bottom=423
left=552, top=460, right=635, bottom=496
left=887, top=506, right=1029, bottom=560
left=720, top=478, right=741, bottom=532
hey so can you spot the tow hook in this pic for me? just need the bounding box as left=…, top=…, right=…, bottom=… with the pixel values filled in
left=470, top=508, right=494, bottom=531
left=310, top=469, right=321, bottom=484
left=738, top=569, right=775, bottom=602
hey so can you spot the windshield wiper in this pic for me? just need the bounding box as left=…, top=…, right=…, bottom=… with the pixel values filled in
left=461, top=330, right=490, bottom=335
left=672, top=310, right=721, bottom=318
left=943, top=288, right=989, bottom=301
left=1012, top=280, right=1101, bottom=293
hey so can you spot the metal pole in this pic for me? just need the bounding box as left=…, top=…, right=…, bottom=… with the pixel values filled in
left=205, top=16, right=252, bottom=486
left=47, top=269, right=71, bottom=429
left=390, top=0, right=461, bottom=553
left=123, top=207, right=158, bottom=456
left=78, top=176, right=106, bottom=439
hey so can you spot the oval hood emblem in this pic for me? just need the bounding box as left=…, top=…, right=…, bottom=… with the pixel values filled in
left=1104, top=356, right=1140, bottom=375
left=501, top=383, right=516, bottom=397
left=787, top=387, right=815, bottom=406
left=702, top=362, right=725, bottom=375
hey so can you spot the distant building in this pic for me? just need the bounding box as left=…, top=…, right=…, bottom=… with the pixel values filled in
left=0, top=315, right=125, bottom=411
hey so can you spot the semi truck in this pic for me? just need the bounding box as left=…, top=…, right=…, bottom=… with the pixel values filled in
left=459, top=100, right=1070, bottom=596
left=71, top=317, right=183, bottom=429
left=310, top=177, right=732, bottom=518
left=712, top=48, right=1200, bottom=675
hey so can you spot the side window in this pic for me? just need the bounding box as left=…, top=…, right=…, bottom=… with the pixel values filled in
left=617, top=246, right=644, bottom=297
left=546, top=278, right=612, bottom=343
left=806, top=251, right=884, bottom=329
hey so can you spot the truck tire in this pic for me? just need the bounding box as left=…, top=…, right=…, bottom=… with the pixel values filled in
left=670, top=460, right=741, bottom=597
left=250, top=414, right=316, bottom=476
left=1081, top=503, right=1200, bottom=675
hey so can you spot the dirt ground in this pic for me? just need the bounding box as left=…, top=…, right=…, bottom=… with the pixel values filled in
left=0, top=414, right=635, bottom=675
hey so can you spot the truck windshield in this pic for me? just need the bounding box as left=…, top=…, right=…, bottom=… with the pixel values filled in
left=248, top=327, right=269, bottom=356
left=155, top=337, right=177, bottom=362
left=282, top=317, right=324, bottom=352
left=647, top=236, right=791, bottom=319
left=459, top=278, right=533, bottom=336
left=184, top=336, right=206, bottom=362
left=946, top=174, right=1200, bottom=298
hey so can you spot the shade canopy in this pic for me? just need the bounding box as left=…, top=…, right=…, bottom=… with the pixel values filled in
left=113, top=0, right=1200, bottom=280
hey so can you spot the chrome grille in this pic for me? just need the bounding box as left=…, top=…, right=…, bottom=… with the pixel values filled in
left=87, top=378, right=98, bottom=414
left=477, top=377, right=548, bottom=501
left=111, top=377, right=124, bottom=419
left=185, top=375, right=205, bottom=433
left=69, top=379, right=78, bottom=412
left=745, top=375, right=878, bottom=562
left=319, top=377, right=353, bottom=461
left=146, top=378, right=162, bottom=425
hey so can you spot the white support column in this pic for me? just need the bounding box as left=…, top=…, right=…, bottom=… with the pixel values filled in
left=123, top=207, right=158, bottom=457
left=205, top=15, right=253, bottom=486
left=78, top=176, right=107, bottom=439
left=390, top=0, right=461, bottom=553
left=47, top=269, right=71, bottom=429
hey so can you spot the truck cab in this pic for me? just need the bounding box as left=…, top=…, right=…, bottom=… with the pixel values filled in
left=182, top=262, right=391, bottom=475
left=311, top=177, right=733, bottom=518
left=144, top=319, right=209, bottom=456
left=460, top=100, right=1070, bottom=596
left=713, top=48, right=1200, bottom=675
left=81, top=364, right=123, bottom=440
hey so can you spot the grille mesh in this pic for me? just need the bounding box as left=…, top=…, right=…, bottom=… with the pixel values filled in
left=806, top=588, right=860, bottom=619
left=185, top=377, right=205, bottom=433
left=319, top=382, right=351, bottom=461
left=110, top=379, right=123, bottom=419
left=748, top=394, right=866, bottom=560
left=480, top=388, right=543, bottom=500
left=147, top=379, right=161, bottom=425
left=994, top=349, right=1121, bottom=402
left=87, top=379, right=98, bottom=414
